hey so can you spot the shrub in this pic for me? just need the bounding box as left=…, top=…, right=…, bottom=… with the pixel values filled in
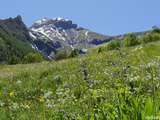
left=22, top=53, right=44, bottom=64
left=152, top=28, right=160, bottom=34
left=123, top=33, right=140, bottom=47
left=150, top=33, right=160, bottom=41
left=107, top=39, right=121, bottom=50
left=98, top=47, right=103, bottom=53
left=55, top=50, right=70, bottom=60
left=140, top=32, right=160, bottom=44
left=0, top=31, right=35, bottom=64
left=8, top=55, right=20, bottom=65
left=69, top=49, right=79, bottom=58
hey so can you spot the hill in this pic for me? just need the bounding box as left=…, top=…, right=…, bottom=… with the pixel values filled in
left=0, top=41, right=160, bottom=119
left=0, top=16, right=35, bottom=64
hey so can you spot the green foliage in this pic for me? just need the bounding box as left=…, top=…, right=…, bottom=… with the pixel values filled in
left=8, top=55, right=20, bottom=65
left=22, top=53, right=44, bottom=64
left=123, top=33, right=140, bottom=47
left=107, top=39, right=121, bottom=50
left=142, top=97, right=154, bottom=117
left=55, top=49, right=71, bottom=60
left=69, top=49, right=79, bottom=58
left=104, top=30, right=160, bottom=52
left=140, top=32, right=160, bottom=44
left=0, top=29, right=35, bottom=64
left=0, top=41, right=160, bottom=119
left=97, top=47, right=103, bottom=53
left=0, top=16, right=37, bottom=64
left=152, top=28, right=160, bottom=34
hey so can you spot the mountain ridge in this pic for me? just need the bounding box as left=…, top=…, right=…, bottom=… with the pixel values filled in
left=0, top=15, right=154, bottom=63
left=0, top=15, right=112, bottom=63
left=0, top=15, right=35, bottom=64
left=29, top=17, right=111, bottom=59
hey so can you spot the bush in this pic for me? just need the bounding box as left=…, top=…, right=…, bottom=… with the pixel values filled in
left=98, top=47, right=103, bottom=53
left=8, top=55, right=20, bottom=65
left=54, top=48, right=79, bottom=60
left=107, top=39, right=121, bottom=50
left=152, top=28, right=160, bottom=34
left=140, top=32, right=160, bottom=44
left=150, top=33, right=160, bottom=41
left=55, top=50, right=70, bottom=60
left=22, top=53, right=44, bottom=64
left=69, top=49, right=79, bottom=58
left=123, top=33, right=140, bottom=47
left=0, top=30, right=35, bottom=64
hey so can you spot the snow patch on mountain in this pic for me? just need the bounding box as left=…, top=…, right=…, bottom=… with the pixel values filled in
left=34, top=18, right=49, bottom=25
left=85, top=31, right=89, bottom=36
left=29, top=32, right=37, bottom=39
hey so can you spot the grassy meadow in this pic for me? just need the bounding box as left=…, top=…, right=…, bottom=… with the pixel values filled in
left=0, top=41, right=160, bottom=119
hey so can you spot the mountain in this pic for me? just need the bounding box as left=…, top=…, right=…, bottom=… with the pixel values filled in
left=0, top=16, right=112, bottom=63
left=0, top=15, right=156, bottom=64
left=0, top=15, right=112, bottom=63
left=0, top=15, right=36, bottom=64
left=29, top=17, right=111, bottom=59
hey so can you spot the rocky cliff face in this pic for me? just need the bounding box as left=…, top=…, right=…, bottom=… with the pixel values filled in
left=29, top=17, right=111, bottom=58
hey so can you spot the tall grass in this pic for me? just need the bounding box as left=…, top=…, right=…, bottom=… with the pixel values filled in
left=0, top=42, right=160, bottom=119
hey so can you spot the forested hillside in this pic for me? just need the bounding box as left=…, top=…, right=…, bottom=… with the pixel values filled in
left=0, top=16, right=35, bottom=64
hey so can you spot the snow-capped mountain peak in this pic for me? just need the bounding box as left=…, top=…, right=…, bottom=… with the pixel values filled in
left=34, top=18, right=49, bottom=25
left=31, top=17, right=78, bottom=30
left=53, top=17, right=67, bottom=21
left=56, top=17, right=63, bottom=21
left=34, top=17, right=69, bottom=26
left=29, top=17, right=110, bottom=59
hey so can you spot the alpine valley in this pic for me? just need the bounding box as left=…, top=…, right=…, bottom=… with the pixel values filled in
left=1, top=14, right=160, bottom=119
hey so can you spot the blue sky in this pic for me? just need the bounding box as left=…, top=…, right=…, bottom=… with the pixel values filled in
left=0, top=0, right=160, bottom=35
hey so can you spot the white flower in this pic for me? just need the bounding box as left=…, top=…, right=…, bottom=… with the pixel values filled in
left=44, top=91, right=53, bottom=99
left=0, top=100, right=5, bottom=107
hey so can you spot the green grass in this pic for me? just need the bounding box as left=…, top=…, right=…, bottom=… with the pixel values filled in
left=0, top=42, right=160, bottom=119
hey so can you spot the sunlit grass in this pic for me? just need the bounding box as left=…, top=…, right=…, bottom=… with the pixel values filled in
left=0, top=42, right=160, bottom=119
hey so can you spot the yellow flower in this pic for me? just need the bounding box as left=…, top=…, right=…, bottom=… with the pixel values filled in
left=9, top=92, right=14, bottom=97
left=21, top=103, right=30, bottom=109
left=24, top=104, right=30, bottom=109
left=38, top=96, right=45, bottom=102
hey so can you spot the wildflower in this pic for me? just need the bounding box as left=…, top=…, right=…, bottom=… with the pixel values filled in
left=21, top=103, right=30, bottom=109
left=38, top=96, right=45, bottom=103
left=0, top=100, right=5, bottom=107
left=16, top=80, right=22, bottom=84
left=46, top=99, right=55, bottom=108
left=9, top=92, right=14, bottom=97
left=24, top=104, right=30, bottom=109
left=74, top=99, right=78, bottom=102
left=12, top=102, right=19, bottom=109
left=44, top=91, right=52, bottom=99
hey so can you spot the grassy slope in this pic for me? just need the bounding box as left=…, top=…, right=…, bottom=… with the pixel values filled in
left=0, top=42, right=160, bottom=119
left=0, top=16, right=35, bottom=64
